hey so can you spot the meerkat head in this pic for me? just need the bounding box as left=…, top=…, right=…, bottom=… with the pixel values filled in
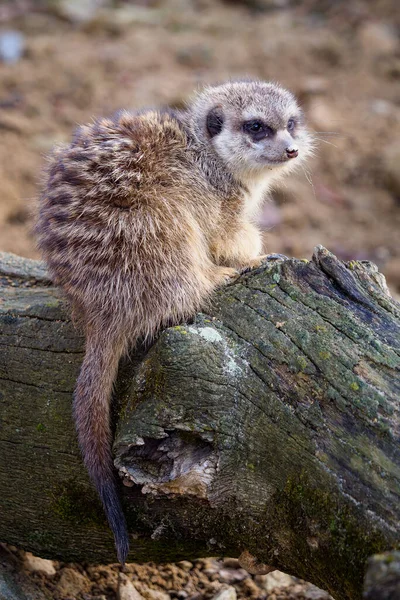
left=190, top=79, right=313, bottom=182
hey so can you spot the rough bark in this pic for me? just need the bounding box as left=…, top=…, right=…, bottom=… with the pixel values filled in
left=363, top=551, right=400, bottom=600
left=0, top=247, right=399, bottom=600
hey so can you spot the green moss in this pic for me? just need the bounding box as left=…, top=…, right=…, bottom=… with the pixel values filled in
left=319, top=351, right=331, bottom=360
left=274, top=472, right=389, bottom=598
left=26, top=529, right=56, bottom=548
left=51, top=481, right=105, bottom=527
left=296, top=356, right=308, bottom=371
left=315, top=325, right=327, bottom=333
left=36, top=423, right=46, bottom=432
left=350, top=382, right=360, bottom=391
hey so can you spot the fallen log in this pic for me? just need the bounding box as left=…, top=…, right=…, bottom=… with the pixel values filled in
left=0, top=247, right=399, bottom=600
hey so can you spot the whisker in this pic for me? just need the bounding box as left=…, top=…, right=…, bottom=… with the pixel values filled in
left=314, top=137, right=339, bottom=149
left=302, top=166, right=317, bottom=202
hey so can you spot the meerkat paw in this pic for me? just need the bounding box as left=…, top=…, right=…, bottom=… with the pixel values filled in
left=240, top=253, right=288, bottom=273
left=212, top=266, right=240, bottom=287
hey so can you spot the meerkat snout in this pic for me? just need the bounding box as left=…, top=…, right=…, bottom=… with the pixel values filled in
left=286, top=147, right=299, bottom=158
left=191, top=80, right=313, bottom=180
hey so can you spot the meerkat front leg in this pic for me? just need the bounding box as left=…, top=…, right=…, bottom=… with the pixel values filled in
left=212, top=221, right=267, bottom=272
left=210, top=265, right=240, bottom=287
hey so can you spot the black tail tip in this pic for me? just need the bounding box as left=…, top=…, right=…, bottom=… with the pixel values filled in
left=116, top=534, right=130, bottom=565
left=98, top=479, right=130, bottom=565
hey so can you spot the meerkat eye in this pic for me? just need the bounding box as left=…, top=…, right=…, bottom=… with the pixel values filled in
left=243, top=120, right=272, bottom=141
left=249, top=122, right=262, bottom=132
left=287, top=118, right=296, bottom=132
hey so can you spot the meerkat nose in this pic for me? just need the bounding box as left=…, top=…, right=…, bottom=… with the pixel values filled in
left=286, top=147, right=299, bottom=159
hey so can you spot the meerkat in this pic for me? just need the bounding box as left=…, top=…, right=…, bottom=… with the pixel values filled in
left=36, top=79, right=312, bottom=563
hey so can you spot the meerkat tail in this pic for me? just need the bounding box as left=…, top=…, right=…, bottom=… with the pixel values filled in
left=73, top=328, right=130, bottom=564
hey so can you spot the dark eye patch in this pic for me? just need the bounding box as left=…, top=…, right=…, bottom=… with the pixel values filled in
left=243, top=120, right=273, bottom=141
left=206, top=107, right=224, bottom=138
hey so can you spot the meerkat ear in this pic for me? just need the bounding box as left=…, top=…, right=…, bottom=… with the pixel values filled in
left=206, top=106, right=224, bottom=138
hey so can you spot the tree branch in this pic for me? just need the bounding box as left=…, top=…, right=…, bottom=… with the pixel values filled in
left=0, top=247, right=399, bottom=600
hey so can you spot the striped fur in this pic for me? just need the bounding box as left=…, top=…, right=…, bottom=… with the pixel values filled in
left=36, top=80, right=311, bottom=562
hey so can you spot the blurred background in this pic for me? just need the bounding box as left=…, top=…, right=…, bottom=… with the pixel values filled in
left=0, top=0, right=399, bottom=293
left=0, top=1, right=399, bottom=598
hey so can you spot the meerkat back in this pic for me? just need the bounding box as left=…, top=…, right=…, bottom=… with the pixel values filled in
left=36, top=110, right=222, bottom=562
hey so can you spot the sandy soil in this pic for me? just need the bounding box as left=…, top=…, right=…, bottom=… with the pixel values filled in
left=1, top=544, right=333, bottom=600
left=0, top=0, right=399, bottom=291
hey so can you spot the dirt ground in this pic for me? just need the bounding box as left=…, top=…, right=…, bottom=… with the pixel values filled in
left=1, top=544, right=333, bottom=600
left=0, top=0, right=399, bottom=292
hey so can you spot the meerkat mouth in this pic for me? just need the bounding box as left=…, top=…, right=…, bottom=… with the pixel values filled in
left=261, top=158, right=290, bottom=166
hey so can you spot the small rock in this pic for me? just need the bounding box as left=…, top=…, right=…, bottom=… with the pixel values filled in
left=177, top=561, right=193, bottom=571
left=197, top=558, right=218, bottom=571
left=118, top=572, right=146, bottom=600
left=218, top=568, right=248, bottom=584
left=358, top=22, right=399, bottom=56
left=56, top=0, right=108, bottom=23
left=0, top=565, right=47, bottom=600
left=221, top=558, right=240, bottom=569
left=142, top=588, right=171, bottom=600
left=256, top=570, right=295, bottom=593
left=211, top=586, right=237, bottom=600
left=239, top=578, right=261, bottom=596
left=303, top=583, right=333, bottom=599
left=56, top=567, right=90, bottom=598
left=292, top=584, right=306, bottom=594
left=23, top=552, right=56, bottom=577
left=0, top=30, right=24, bottom=64
left=87, top=5, right=162, bottom=31
left=370, top=99, right=394, bottom=115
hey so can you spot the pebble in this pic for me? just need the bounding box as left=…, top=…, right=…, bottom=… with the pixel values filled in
left=256, top=570, right=294, bottom=592
left=56, top=0, right=108, bottom=23
left=23, top=552, right=56, bottom=577
left=0, top=30, right=25, bottom=64
left=177, top=561, right=193, bottom=571
left=211, top=585, right=237, bottom=600
left=118, top=572, right=146, bottom=600
left=142, top=588, right=171, bottom=600
left=221, top=558, right=240, bottom=569
left=303, top=583, right=333, bottom=599
left=218, top=568, right=248, bottom=584
left=56, top=568, right=90, bottom=598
